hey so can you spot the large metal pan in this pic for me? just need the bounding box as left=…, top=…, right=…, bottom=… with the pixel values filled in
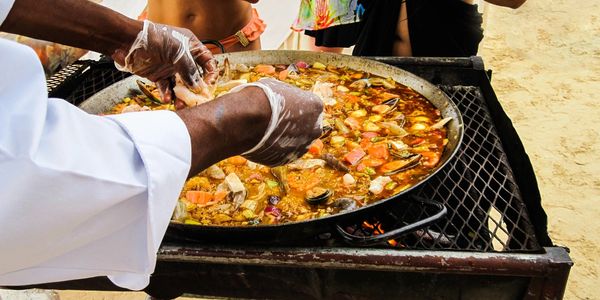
left=79, top=50, right=464, bottom=244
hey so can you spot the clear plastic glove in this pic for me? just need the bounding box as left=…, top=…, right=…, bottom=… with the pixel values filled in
left=229, top=78, right=323, bottom=167
left=111, top=20, right=218, bottom=103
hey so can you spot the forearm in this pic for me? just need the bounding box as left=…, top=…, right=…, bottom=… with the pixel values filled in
left=176, top=86, right=270, bottom=176
left=484, top=0, right=526, bottom=9
left=0, top=0, right=142, bottom=55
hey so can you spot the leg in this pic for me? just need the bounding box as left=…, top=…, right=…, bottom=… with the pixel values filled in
left=392, top=1, right=412, bottom=56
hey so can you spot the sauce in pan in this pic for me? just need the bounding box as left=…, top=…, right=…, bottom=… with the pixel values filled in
left=110, top=61, right=451, bottom=226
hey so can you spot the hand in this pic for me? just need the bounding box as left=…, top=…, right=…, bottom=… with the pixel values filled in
left=111, top=20, right=218, bottom=104
left=237, top=78, right=324, bottom=167
left=176, top=78, right=322, bottom=176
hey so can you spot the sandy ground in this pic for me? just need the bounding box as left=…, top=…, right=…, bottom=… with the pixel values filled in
left=478, top=0, right=600, bottom=299
left=3, top=0, right=597, bottom=299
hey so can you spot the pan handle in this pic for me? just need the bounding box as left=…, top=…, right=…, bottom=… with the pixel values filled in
left=335, top=196, right=447, bottom=246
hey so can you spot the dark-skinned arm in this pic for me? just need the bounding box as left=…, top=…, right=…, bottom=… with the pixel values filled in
left=0, top=0, right=141, bottom=56
left=176, top=86, right=270, bottom=177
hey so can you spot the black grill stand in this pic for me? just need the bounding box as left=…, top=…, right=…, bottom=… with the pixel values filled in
left=23, top=56, right=571, bottom=300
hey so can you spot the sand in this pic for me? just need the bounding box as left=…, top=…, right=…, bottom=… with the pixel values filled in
left=478, top=0, right=600, bottom=299
left=19, top=0, right=599, bottom=299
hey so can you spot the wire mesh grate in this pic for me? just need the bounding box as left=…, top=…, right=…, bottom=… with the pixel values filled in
left=401, top=86, right=541, bottom=252
left=47, top=61, right=130, bottom=105
left=47, top=64, right=541, bottom=253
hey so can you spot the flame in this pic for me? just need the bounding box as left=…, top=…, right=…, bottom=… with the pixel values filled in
left=361, top=221, right=403, bottom=247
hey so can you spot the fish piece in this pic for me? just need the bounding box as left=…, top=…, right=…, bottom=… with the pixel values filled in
left=342, top=173, right=356, bottom=186
left=369, top=176, right=392, bottom=194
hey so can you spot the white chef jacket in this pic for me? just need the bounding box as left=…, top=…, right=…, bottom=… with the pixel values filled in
left=0, top=0, right=191, bottom=290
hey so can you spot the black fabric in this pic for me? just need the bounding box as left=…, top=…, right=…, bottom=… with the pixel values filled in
left=352, top=0, right=401, bottom=56
left=305, top=21, right=364, bottom=48
left=353, top=0, right=484, bottom=57
left=407, top=0, right=484, bottom=56
left=478, top=77, right=552, bottom=247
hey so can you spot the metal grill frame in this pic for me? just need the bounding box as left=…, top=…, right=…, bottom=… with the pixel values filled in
left=30, top=56, right=571, bottom=300
left=48, top=57, right=542, bottom=253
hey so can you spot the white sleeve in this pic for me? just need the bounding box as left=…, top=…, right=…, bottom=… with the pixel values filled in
left=0, top=0, right=16, bottom=25
left=0, top=38, right=191, bottom=290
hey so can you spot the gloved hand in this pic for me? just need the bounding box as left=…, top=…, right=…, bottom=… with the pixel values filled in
left=230, top=78, right=323, bottom=167
left=111, top=20, right=218, bottom=104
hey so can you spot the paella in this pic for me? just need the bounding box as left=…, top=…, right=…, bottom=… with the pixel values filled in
left=108, top=60, right=451, bottom=226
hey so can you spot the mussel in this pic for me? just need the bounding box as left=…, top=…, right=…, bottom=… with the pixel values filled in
left=136, top=80, right=163, bottom=105
left=380, top=97, right=400, bottom=114
left=368, top=77, right=396, bottom=89
left=270, top=166, right=290, bottom=195
left=320, top=125, right=333, bottom=139
left=267, top=195, right=281, bottom=206
left=321, top=153, right=349, bottom=172
left=388, top=141, right=413, bottom=159
left=381, top=154, right=422, bottom=176
left=305, top=187, right=332, bottom=205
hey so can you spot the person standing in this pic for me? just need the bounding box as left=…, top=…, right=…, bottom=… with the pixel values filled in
left=144, top=0, right=266, bottom=53
left=352, top=0, right=527, bottom=57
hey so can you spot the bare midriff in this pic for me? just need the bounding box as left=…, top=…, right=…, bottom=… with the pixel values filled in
left=147, top=0, right=253, bottom=40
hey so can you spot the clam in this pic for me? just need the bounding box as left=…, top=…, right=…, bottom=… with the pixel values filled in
left=136, top=80, right=163, bottom=105
left=349, top=78, right=371, bottom=90
left=380, top=154, right=422, bottom=175
left=305, top=187, right=332, bottom=205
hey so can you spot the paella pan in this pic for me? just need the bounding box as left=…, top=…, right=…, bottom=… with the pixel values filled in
left=80, top=50, right=463, bottom=242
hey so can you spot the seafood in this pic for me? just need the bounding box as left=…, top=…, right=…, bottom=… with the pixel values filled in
left=369, top=176, right=392, bottom=194
left=332, top=198, right=358, bottom=213
left=270, top=166, right=290, bottom=195
left=109, top=61, right=450, bottom=226
left=380, top=154, right=422, bottom=175
left=321, top=153, right=349, bottom=172
left=136, top=80, right=163, bottom=104
left=305, top=187, right=332, bottom=205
